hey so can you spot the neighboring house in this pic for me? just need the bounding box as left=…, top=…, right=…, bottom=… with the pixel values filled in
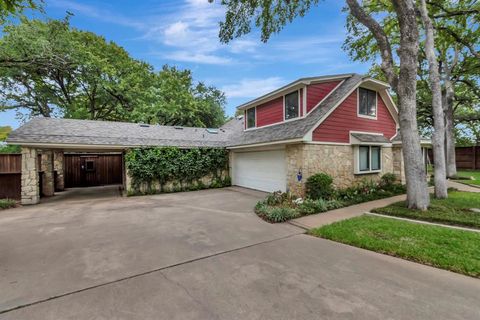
left=7, top=73, right=429, bottom=205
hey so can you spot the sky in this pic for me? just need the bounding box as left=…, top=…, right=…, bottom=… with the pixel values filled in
left=0, top=0, right=372, bottom=129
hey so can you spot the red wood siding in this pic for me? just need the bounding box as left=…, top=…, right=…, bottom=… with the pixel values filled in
left=306, top=81, right=341, bottom=113
left=256, top=96, right=284, bottom=127
left=312, top=90, right=397, bottom=143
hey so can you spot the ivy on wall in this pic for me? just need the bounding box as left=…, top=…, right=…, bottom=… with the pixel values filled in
left=125, top=147, right=230, bottom=194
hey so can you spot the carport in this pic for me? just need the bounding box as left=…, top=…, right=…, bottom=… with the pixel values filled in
left=6, top=117, right=233, bottom=205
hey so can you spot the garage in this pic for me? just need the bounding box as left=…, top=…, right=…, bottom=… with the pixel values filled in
left=232, top=149, right=286, bottom=192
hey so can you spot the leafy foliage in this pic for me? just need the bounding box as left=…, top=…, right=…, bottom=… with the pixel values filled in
left=0, top=18, right=226, bottom=127
left=125, top=147, right=229, bottom=193
left=0, top=198, right=16, bottom=209
left=305, top=173, right=334, bottom=200
left=255, top=173, right=405, bottom=223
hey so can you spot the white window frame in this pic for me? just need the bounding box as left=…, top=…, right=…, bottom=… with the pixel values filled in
left=283, top=90, right=301, bottom=122
left=245, top=106, right=257, bottom=130
left=357, top=87, right=378, bottom=120
left=354, top=145, right=382, bottom=174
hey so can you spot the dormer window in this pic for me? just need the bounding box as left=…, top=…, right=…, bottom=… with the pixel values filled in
left=284, top=91, right=299, bottom=120
left=246, top=107, right=256, bottom=129
left=358, top=88, right=377, bottom=118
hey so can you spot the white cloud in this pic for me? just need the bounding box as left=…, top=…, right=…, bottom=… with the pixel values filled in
left=165, top=51, right=232, bottom=65
left=221, top=77, right=286, bottom=99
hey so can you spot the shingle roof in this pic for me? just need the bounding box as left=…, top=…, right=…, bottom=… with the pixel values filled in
left=7, top=118, right=232, bottom=148
left=350, top=133, right=390, bottom=144
left=7, top=73, right=367, bottom=149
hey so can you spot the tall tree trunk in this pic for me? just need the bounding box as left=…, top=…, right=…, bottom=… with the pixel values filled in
left=444, top=72, right=457, bottom=178
left=419, top=0, right=448, bottom=198
left=347, top=0, right=430, bottom=209
left=392, top=0, right=430, bottom=209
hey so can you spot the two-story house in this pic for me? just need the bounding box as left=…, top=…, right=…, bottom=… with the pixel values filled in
left=8, top=73, right=420, bottom=204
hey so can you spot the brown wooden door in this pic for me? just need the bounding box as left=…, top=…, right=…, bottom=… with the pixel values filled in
left=65, top=154, right=123, bottom=188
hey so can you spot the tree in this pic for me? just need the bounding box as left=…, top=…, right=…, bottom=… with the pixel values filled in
left=217, top=0, right=430, bottom=209
left=345, top=0, right=479, bottom=178
left=0, top=0, right=41, bottom=24
left=0, top=18, right=227, bottom=128
left=418, top=0, right=447, bottom=198
left=0, top=126, right=12, bottom=141
left=131, top=65, right=226, bottom=128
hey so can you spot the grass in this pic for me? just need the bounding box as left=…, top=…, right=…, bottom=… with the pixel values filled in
left=371, top=191, right=480, bottom=229
left=455, top=170, right=480, bottom=186
left=309, top=215, right=480, bottom=278
left=0, top=199, right=16, bottom=210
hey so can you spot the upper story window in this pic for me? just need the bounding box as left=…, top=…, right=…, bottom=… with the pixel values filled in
left=246, top=107, right=256, bottom=129
left=284, top=91, right=299, bottom=120
left=358, top=88, right=377, bottom=118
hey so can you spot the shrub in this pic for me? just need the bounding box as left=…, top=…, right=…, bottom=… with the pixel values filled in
left=264, top=191, right=297, bottom=207
left=305, top=173, right=334, bottom=200
left=266, top=207, right=298, bottom=223
left=380, top=173, right=397, bottom=188
left=0, top=199, right=16, bottom=210
left=298, top=199, right=328, bottom=215
left=326, top=199, right=344, bottom=210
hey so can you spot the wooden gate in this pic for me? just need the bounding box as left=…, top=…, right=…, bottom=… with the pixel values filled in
left=0, top=154, right=21, bottom=200
left=64, top=154, right=123, bottom=188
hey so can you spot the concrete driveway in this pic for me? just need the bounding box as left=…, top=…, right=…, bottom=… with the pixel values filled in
left=0, top=187, right=479, bottom=319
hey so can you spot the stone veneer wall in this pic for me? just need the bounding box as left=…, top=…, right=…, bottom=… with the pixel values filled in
left=21, top=147, right=40, bottom=205
left=53, top=151, right=65, bottom=191
left=286, top=143, right=398, bottom=196
left=41, top=151, right=55, bottom=196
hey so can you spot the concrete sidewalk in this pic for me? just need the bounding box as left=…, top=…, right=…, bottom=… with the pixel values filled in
left=290, top=180, right=480, bottom=230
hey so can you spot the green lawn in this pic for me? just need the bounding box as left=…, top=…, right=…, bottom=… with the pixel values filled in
left=456, top=170, right=480, bottom=186
left=371, top=191, right=480, bottom=229
left=309, top=215, right=480, bottom=278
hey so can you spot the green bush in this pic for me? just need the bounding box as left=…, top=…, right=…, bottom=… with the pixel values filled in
left=265, top=207, right=298, bottom=223
left=298, top=199, right=328, bottom=215
left=125, top=147, right=229, bottom=193
left=305, top=173, right=334, bottom=200
left=326, top=199, right=345, bottom=210
left=380, top=173, right=397, bottom=188
left=0, top=199, right=16, bottom=210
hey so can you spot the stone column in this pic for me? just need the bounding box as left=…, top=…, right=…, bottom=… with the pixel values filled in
left=41, top=150, right=55, bottom=197
left=21, top=147, right=40, bottom=205
left=53, top=151, right=65, bottom=191
left=392, top=146, right=406, bottom=184
left=286, top=144, right=306, bottom=196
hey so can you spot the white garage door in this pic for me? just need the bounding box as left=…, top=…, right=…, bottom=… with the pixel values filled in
left=232, top=149, right=286, bottom=192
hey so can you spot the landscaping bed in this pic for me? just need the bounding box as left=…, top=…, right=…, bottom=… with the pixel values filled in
left=255, top=173, right=406, bottom=223
left=309, top=215, right=480, bottom=278
left=372, top=191, right=480, bottom=229
left=0, top=199, right=16, bottom=210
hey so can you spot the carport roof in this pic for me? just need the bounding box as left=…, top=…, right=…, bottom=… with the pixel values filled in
left=6, top=118, right=235, bottom=148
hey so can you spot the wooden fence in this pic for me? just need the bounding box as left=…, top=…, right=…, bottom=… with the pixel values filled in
left=428, top=146, right=480, bottom=170
left=0, top=154, right=21, bottom=200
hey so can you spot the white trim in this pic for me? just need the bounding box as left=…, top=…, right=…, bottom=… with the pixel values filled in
left=362, top=77, right=390, bottom=88
left=236, top=74, right=353, bottom=111
left=354, top=145, right=383, bottom=174
left=306, top=79, right=345, bottom=115
left=227, top=138, right=303, bottom=150
left=357, top=87, right=378, bottom=120
left=302, top=85, right=307, bottom=116
left=305, top=141, right=351, bottom=146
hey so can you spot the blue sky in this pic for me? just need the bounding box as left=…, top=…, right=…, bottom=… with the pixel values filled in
left=1, top=0, right=372, bottom=129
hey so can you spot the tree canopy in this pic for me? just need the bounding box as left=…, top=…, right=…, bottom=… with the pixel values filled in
left=0, top=17, right=227, bottom=128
